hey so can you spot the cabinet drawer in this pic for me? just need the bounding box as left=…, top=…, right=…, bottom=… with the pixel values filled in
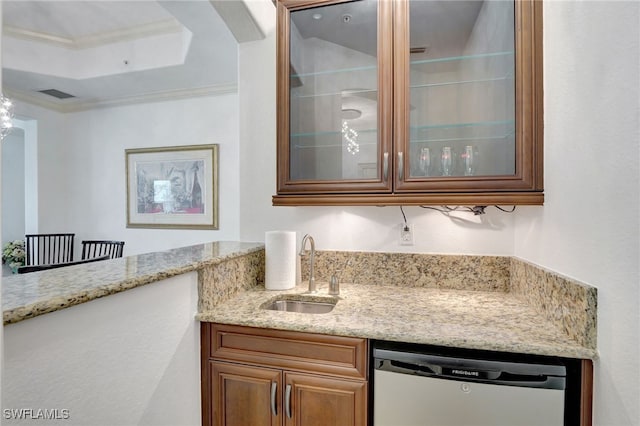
left=208, top=323, right=367, bottom=380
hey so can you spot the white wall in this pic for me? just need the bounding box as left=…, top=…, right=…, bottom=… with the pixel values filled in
left=2, top=272, right=201, bottom=426
left=64, top=94, right=241, bottom=256
left=239, top=1, right=639, bottom=425
left=1, top=129, right=25, bottom=277
left=1, top=129, right=25, bottom=244
left=10, top=102, right=70, bottom=235
left=12, top=93, right=241, bottom=258
left=514, top=1, right=640, bottom=424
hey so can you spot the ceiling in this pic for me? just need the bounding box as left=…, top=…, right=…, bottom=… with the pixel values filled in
left=291, top=0, right=483, bottom=60
left=3, top=0, right=483, bottom=112
left=1, top=0, right=239, bottom=112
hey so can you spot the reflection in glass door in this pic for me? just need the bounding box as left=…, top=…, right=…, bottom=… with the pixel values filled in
left=289, top=0, right=380, bottom=181
left=407, top=0, right=515, bottom=179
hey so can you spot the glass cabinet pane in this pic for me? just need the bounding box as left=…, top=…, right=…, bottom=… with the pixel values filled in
left=407, top=0, right=515, bottom=178
left=289, top=0, right=379, bottom=181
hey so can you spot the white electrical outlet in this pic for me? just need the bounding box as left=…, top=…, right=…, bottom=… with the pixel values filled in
left=400, top=223, right=414, bottom=245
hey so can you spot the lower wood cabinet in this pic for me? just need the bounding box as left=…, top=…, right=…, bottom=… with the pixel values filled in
left=202, top=323, right=368, bottom=426
left=211, top=361, right=281, bottom=426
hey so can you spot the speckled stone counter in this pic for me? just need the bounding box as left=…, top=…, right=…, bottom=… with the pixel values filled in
left=4, top=242, right=597, bottom=360
left=197, top=250, right=598, bottom=360
left=2, top=241, right=264, bottom=325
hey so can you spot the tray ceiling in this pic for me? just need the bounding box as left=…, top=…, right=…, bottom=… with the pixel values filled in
left=2, top=0, right=239, bottom=112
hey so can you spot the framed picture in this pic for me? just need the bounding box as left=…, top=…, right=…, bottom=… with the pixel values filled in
left=125, top=144, right=219, bottom=229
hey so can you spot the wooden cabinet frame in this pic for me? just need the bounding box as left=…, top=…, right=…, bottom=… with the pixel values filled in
left=274, top=0, right=543, bottom=206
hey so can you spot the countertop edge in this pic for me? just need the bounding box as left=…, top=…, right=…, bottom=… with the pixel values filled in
left=3, top=242, right=264, bottom=325
left=196, top=312, right=599, bottom=361
left=197, top=315, right=598, bottom=361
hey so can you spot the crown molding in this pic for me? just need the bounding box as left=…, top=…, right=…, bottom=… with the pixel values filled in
left=5, top=84, right=238, bottom=113
left=3, top=18, right=183, bottom=50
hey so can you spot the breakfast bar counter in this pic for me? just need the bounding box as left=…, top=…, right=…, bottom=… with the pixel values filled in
left=2, top=241, right=264, bottom=325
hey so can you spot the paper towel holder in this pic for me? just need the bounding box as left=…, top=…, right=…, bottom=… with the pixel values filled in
left=265, top=230, right=297, bottom=291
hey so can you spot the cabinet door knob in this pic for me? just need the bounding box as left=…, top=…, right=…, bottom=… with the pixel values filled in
left=270, top=381, right=278, bottom=416
left=285, top=384, right=292, bottom=418
left=398, top=152, right=404, bottom=181
left=383, top=152, right=389, bottom=181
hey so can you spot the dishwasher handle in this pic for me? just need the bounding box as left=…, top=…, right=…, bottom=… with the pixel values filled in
left=374, top=349, right=566, bottom=390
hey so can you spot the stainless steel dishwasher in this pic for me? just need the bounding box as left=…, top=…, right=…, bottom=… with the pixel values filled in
left=373, top=344, right=568, bottom=426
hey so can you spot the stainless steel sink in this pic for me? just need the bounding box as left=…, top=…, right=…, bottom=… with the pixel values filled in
left=263, top=299, right=336, bottom=314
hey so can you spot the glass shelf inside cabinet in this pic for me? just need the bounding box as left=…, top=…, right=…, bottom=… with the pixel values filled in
left=409, top=51, right=514, bottom=67
left=290, top=64, right=377, bottom=79
left=409, top=51, right=515, bottom=89
left=291, top=128, right=378, bottom=149
left=290, top=68, right=378, bottom=100
left=410, top=120, right=514, bottom=144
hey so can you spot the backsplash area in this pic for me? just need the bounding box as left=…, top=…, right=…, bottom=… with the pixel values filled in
left=198, top=249, right=596, bottom=353
left=301, top=251, right=597, bottom=351
left=510, top=257, right=597, bottom=350
left=303, top=251, right=510, bottom=292
left=198, top=250, right=265, bottom=312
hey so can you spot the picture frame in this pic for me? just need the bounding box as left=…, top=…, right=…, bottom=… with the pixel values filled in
left=125, top=144, right=219, bottom=229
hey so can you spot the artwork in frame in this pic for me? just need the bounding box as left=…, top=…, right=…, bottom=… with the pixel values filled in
left=125, top=144, right=219, bottom=229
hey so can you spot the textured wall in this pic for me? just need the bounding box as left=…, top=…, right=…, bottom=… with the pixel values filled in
left=513, top=2, right=640, bottom=424
left=2, top=273, right=200, bottom=425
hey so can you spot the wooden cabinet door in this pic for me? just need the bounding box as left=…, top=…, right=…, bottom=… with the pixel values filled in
left=276, top=0, right=394, bottom=195
left=393, top=0, right=542, bottom=196
left=211, top=361, right=282, bottom=426
left=284, top=372, right=367, bottom=426
left=273, top=0, right=544, bottom=206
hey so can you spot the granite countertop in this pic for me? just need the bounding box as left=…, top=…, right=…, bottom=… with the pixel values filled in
left=4, top=240, right=596, bottom=360
left=197, top=282, right=597, bottom=360
left=2, top=241, right=264, bottom=325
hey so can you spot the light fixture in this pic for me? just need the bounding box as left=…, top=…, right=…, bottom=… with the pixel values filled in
left=341, top=108, right=362, bottom=120
left=1, top=93, right=14, bottom=141
left=342, top=120, right=359, bottom=155
left=312, top=13, right=322, bottom=20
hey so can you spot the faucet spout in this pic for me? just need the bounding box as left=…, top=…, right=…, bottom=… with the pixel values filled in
left=299, top=234, right=316, bottom=293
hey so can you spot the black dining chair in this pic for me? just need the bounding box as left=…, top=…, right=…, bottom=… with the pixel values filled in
left=18, top=255, right=110, bottom=274
left=81, top=240, right=125, bottom=260
left=25, top=233, right=75, bottom=266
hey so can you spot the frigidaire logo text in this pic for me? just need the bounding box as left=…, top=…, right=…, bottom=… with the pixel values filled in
left=451, top=369, right=480, bottom=377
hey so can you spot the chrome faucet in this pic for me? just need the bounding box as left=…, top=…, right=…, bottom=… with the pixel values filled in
left=299, top=234, right=316, bottom=293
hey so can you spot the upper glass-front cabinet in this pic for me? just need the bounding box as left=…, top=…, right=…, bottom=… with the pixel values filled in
left=275, top=0, right=543, bottom=206
left=279, top=0, right=393, bottom=194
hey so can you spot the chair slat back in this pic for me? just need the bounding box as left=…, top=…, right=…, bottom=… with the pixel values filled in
left=25, top=233, right=75, bottom=266
left=81, top=240, right=125, bottom=260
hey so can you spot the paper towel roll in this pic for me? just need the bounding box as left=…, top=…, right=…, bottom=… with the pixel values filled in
left=265, top=231, right=297, bottom=291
